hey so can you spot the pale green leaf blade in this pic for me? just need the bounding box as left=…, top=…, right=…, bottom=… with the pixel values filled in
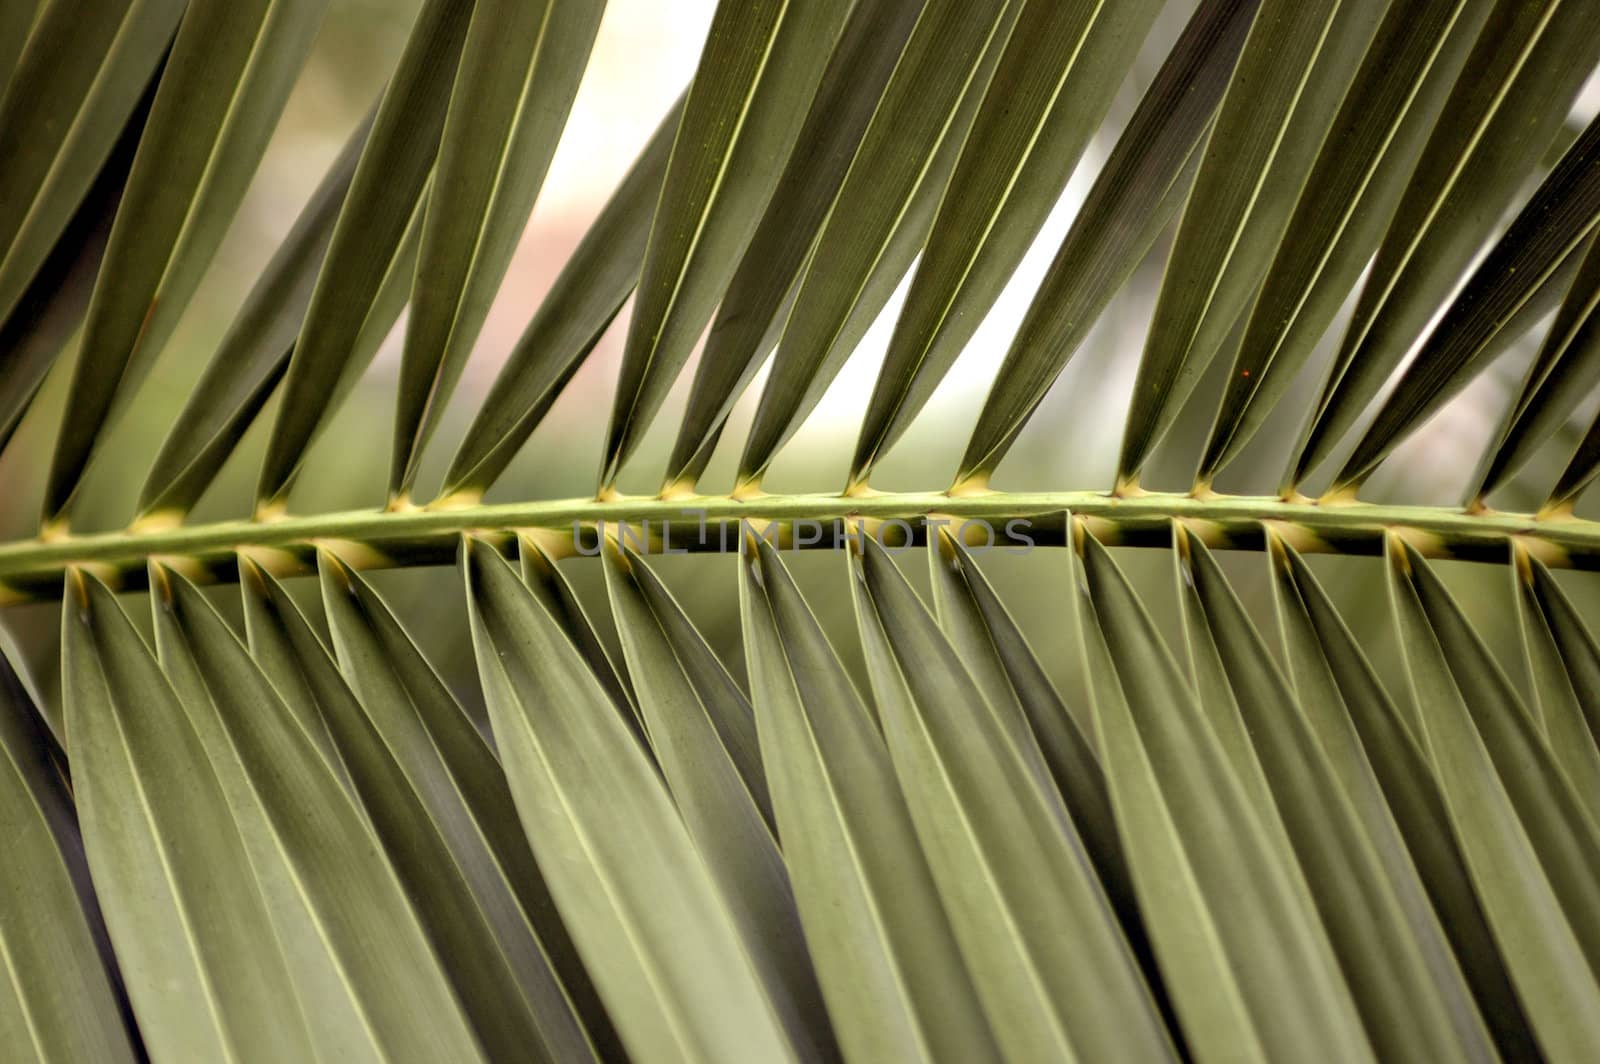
left=0, top=645, right=139, bottom=1063
left=850, top=536, right=1174, bottom=1062
left=598, top=0, right=854, bottom=489
left=1265, top=534, right=1538, bottom=1058
left=62, top=568, right=318, bottom=1061
left=956, top=0, right=1258, bottom=488
left=44, top=0, right=329, bottom=526
left=662, top=0, right=922, bottom=492
left=462, top=537, right=802, bottom=1063
left=0, top=0, right=185, bottom=328
left=1546, top=403, right=1600, bottom=515
left=134, top=106, right=376, bottom=524
left=1198, top=0, right=1495, bottom=485
left=737, top=536, right=998, bottom=1063
left=1179, top=529, right=1495, bottom=1061
left=150, top=563, right=488, bottom=1062
left=600, top=544, right=835, bottom=1059
left=0, top=0, right=41, bottom=91
left=1475, top=233, right=1600, bottom=501
left=243, top=556, right=614, bottom=1063
left=257, top=0, right=476, bottom=513
left=850, top=0, right=1165, bottom=486
left=1385, top=538, right=1600, bottom=1059
left=1291, top=0, right=1600, bottom=489
left=737, top=0, right=1021, bottom=489
left=438, top=99, right=682, bottom=503
left=1071, top=528, right=1374, bottom=1062
left=1117, top=0, right=1387, bottom=488
left=1514, top=549, right=1600, bottom=826
left=1332, top=113, right=1600, bottom=493
left=390, top=0, right=605, bottom=502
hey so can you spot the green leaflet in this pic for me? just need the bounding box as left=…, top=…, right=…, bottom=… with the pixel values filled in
left=438, top=98, right=682, bottom=503
left=662, top=0, right=922, bottom=492
left=956, top=0, right=1257, bottom=489
left=1332, top=111, right=1600, bottom=493
left=1290, top=0, right=1600, bottom=490
left=389, top=0, right=604, bottom=503
left=135, top=107, right=377, bottom=524
left=243, top=556, right=614, bottom=1063
left=849, top=0, right=1165, bottom=486
left=1069, top=527, right=1374, bottom=1063
left=1547, top=402, right=1600, bottom=515
left=1474, top=233, right=1600, bottom=502
left=1386, top=537, right=1600, bottom=1059
left=1117, top=0, right=1388, bottom=489
left=738, top=0, right=1022, bottom=490
left=0, top=0, right=41, bottom=91
left=463, top=537, right=802, bottom=1063
left=598, top=0, right=853, bottom=490
left=851, top=535, right=1174, bottom=1062
left=1178, top=529, right=1494, bottom=1061
left=738, top=536, right=998, bottom=1064
left=63, top=568, right=322, bottom=1061
left=600, top=544, right=836, bottom=1060
left=44, top=0, right=329, bottom=527
left=150, top=563, right=489, bottom=1062
left=257, top=0, right=475, bottom=514
left=0, top=642, right=138, bottom=1063
left=1265, top=534, right=1538, bottom=1058
left=1198, top=0, right=1492, bottom=486
left=0, top=0, right=185, bottom=330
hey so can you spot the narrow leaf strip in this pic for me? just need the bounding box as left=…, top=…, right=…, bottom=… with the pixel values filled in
left=599, top=0, right=853, bottom=489
left=438, top=99, right=682, bottom=504
left=662, top=0, right=923, bottom=492
left=1198, top=0, right=1493, bottom=485
left=1386, top=537, right=1600, bottom=1059
left=1332, top=112, right=1600, bottom=494
left=390, top=0, right=605, bottom=502
left=1290, top=0, right=1600, bottom=489
left=44, top=0, right=329, bottom=526
left=850, top=0, right=1165, bottom=486
left=738, top=536, right=998, bottom=1063
left=1116, top=0, right=1387, bottom=489
left=956, top=0, right=1258, bottom=489
left=257, top=0, right=477, bottom=513
left=463, top=537, right=801, bottom=1063
left=738, top=0, right=1021, bottom=490
left=1070, top=526, right=1374, bottom=1062
left=850, top=535, right=1174, bottom=1062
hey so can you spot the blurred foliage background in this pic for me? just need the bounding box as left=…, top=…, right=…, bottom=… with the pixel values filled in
left=3, top=0, right=1597, bottom=727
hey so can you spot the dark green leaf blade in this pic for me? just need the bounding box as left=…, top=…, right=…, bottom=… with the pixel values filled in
left=738, top=536, right=998, bottom=1063
left=737, top=0, right=1020, bottom=490
left=661, top=0, right=922, bottom=493
left=849, top=0, right=1165, bottom=486
left=1331, top=112, right=1600, bottom=494
left=1116, top=0, right=1387, bottom=489
left=389, top=0, right=605, bottom=503
left=850, top=535, right=1174, bottom=1062
left=257, top=0, right=476, bottom=514
left=62, top=569, right=319, bottom=1061
left=44, top=0, right=329, bottom=526
left=244, top=556, right=614, bottom=1063
left=1069, top=527, right=1374, bottom=1062
left=1290, top=0, right=1600, bottom=489
left=1266, top=534, right=1538, bottom=1058
left=1386, top=537, right=1600, bottom=1059
left=0, top=641, right=139, bottom=1062
left=1197, top=0, right=1494, bottom=486
left=955, top=0, right=1258, bottom=489
left=598, top=0, right=853, bottom=490
left=438, top=99, right=682, bottom=504
left=1178, top=529, right=1494, bottom=1061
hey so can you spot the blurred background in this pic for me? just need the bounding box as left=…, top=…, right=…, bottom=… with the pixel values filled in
left=2, top=0, right=1597, bottom=725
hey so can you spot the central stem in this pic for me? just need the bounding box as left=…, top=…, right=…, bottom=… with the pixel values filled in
left=2, top=490, right=1596, bottom=603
